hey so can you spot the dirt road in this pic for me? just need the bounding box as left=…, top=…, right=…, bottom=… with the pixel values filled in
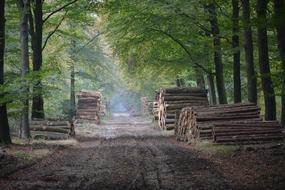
left=0, top=114, right=234, bottom=190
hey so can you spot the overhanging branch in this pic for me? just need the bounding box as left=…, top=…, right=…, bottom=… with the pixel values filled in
left=149, top=28, right=212, bottom=74
left=74, top=32, right=102, bottom=54
left=43, top=0, right=78, bottom=23
left=42, top=11, right=68, bottom=51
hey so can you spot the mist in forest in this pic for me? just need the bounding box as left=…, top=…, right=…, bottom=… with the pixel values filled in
left=111, top=94, right=128, bottom=113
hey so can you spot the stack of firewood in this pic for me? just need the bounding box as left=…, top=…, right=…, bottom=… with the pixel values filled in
left=147, top=101, right=159, bottom=120
left=141, top=97, right=148, bottom=115
left=100, top=101, right=107, bottom=117
left=152, top=101, right=159, bottom=120
left=76, top=90, right=102, bottom=124
left=176, top=103, right=285, bottom=144
left=158, top=87, right=209, bottom=130
left=213, top=121, right=284, bottom=144
left=148, top=91, right=160, bottom=120
left=30, top=119, right=74, bottom=140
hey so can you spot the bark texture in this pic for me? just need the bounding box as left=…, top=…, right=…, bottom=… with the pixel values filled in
left=31, top=0, right=44, bottom=119
left=256, top=0, right=276, bottom=120
left=70, top=62, right=76, bottom=119
left=207, top=74, right=217, bottom=105
left=274, top=0, right=285, bottom=127
left=232, top=0, right=241, bottom=103
left=195, top=67, right=206, bottom=89
left=18, top=0, right=30, bottom=138
left=208, top=2, right=227, bottom=104
left=0, top=0, right=11, bottom=144
left=241, top=0, right=257, bottom=103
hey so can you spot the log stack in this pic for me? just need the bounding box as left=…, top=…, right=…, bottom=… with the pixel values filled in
left=212, top=121, right=285, bottom=144
left=176, top=103, right=261, bottom=141
left=141, top=97, right=148, bottom=115
left=30, top=119, right=74, bottom=140
left=158, top=87, right=209, bottom=130
left=147, top=101, right=159, bottom=120
left=100, top=101, right=107, bottom=117
left=152, top=101, right=159, bottom=120
left=76, top=90, right=101, bottom=124
left=176, top=103, right=285, bottom=145
left=148, top=91, right=160, bottom=120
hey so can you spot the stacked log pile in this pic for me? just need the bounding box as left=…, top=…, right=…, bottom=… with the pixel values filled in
left=76, top=90, right=101, bottom=124
left=141, top=97, right=148, bottom=115
left=148, top=91, right=160, bottom=120
left=30, top=119, right=74, bottom=140
left=152, top=102, right=159, bottom=120
left=158, top=87, right=209, bottom=130
left=100, top=101, right=107, bottom=117
left=176, top=103, right=285, bottom=145
left=213, top=121, right=284, bottom=144
left=147, top=101, right=159, bottom=120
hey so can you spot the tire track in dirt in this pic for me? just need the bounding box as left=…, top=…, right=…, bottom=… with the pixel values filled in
left=0, top=115, right=233, bottom=190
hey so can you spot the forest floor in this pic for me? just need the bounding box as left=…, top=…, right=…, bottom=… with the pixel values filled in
left=0, top=113, right=285, bottom=190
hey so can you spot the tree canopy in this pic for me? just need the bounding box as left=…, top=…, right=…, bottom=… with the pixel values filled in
left=1, top=0, right=285, bottom=144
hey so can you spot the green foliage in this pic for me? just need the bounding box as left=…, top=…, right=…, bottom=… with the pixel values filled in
left=98, top=0, right=284, bottom=115
left=1, top=0, right=284, bottom=122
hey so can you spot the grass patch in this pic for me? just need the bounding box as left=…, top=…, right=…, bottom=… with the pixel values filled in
left=14, top=151, right=31, bottom=160
left=14, top=151, right=34, bottom=165
left=194, top=141, right=240, bottom=157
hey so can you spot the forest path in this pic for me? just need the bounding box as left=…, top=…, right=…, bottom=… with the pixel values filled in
left=0, top=114, right=234, bottom=190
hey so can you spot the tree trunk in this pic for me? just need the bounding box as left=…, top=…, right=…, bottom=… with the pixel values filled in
left=176, top=78, right=184, bottom=87
left=207, top=2, right=227, bottom=104
left=0, top=0, right=11, bottom=144
left=31, top=0, right=44, bottom=119
left=273, top=0, right=285, bottom=127
left=256, top=0, right=276, bottom=120
left=70, top=61, right=76, bottom=119
left=232, top=0, right=241, bottom=103
left=241, top=0, right=257, bottom=103
left=207, top=74, right=217, bottom=105
left=176, top=78, right=181, bottom=87
left=195, top=67, right=205, bottom=89
left=69, top=39, right=76, bottom=119
left=18, top=0, right=30, bottom=138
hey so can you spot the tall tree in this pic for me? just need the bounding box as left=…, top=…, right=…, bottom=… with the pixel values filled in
left=69, top=40, right=76, bottom=120
left=273, top=0, right=285, bottom=127
left=207, top=2, right=228, bottom=104
left=241, top=0, right=257, bottom=104
left=232, top=0, right=241, bottom=103
left=17, top=0, right=30, bottom=138
left=30, top=0, right=78, bottom=119
left=0, top=0, right=11, bottom=144
left=30, top=0, right=44, bottom=119
left=256, top=0, right=276, bottom=120
left=195, top=67, right=205, bottom=89
left=207, top=74, right=217, bottom=105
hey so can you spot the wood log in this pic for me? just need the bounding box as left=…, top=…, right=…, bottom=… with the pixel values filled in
left=30, top=120, right=69, bottom=126
left=30, top=120, right=48, bottom=125
left=164, top=93, right=208, bottom=97
left=196, top=113, right=260, bottom=121
left=215, top=133, right=285, bottom=143
left=213, top=121, right=280, bottom=127
left=31, top=131, right=69, bottom=140
left=175, top=103, right=270, bottom=143
left=163, top=87, right=207, bottom=93
left=166, top=124, right=175, bottom=130
left=164, top=96, right=208, bottom=101
left=47, top=121, right=68, bottom=126
left=77, top=90, right=101, bottom=98
left=164, top=100, right=209, bottom=104
left=30, top=124, right=70, bottom=130
left=157, top=87, right=208, bottom=131
left=30, top=126, right=69, bottom=134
